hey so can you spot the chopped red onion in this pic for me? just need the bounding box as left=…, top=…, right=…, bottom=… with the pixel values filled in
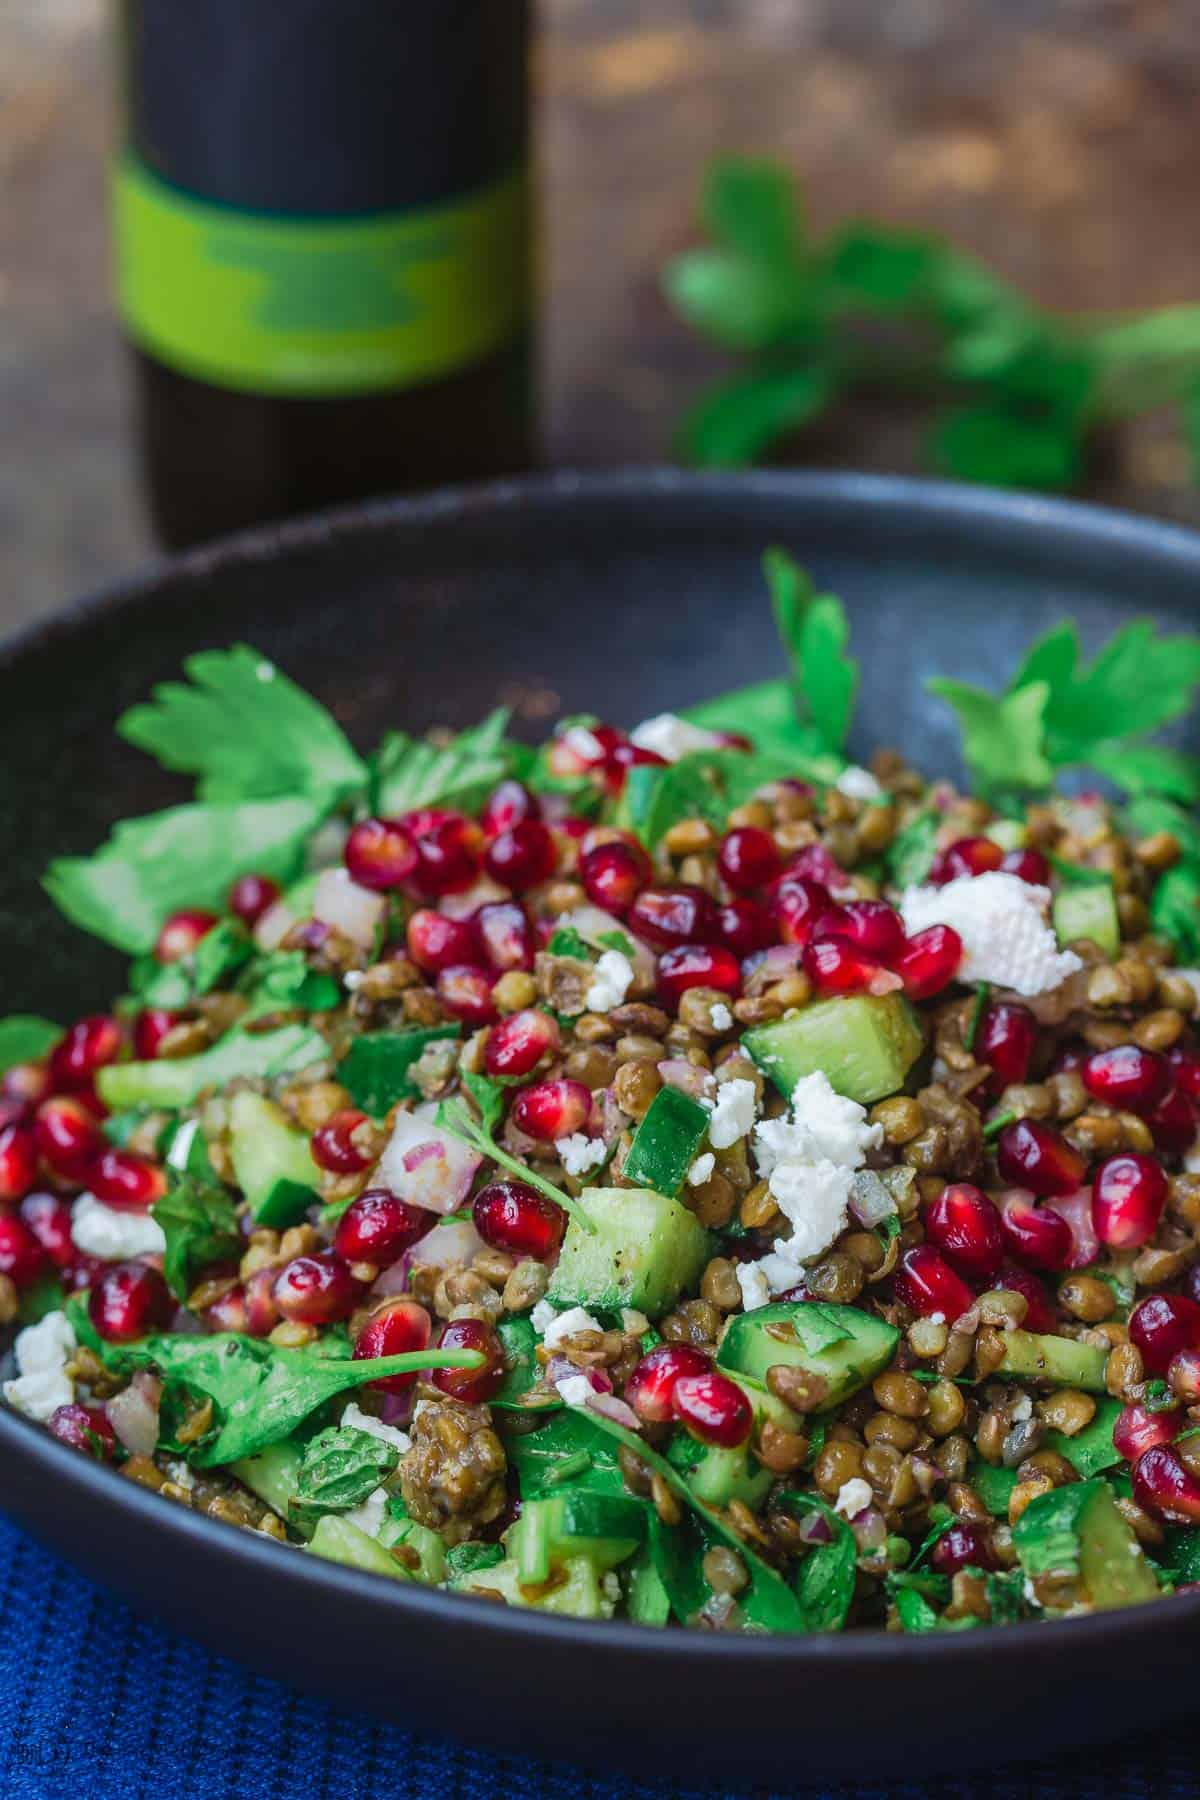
left=312, top=868, right=386, bottom=948
left=656, top=1059, right=715, bottom=1102
left=585, top=1392, right=641, bottom=1431
left=797, top=1510, right=834, bottom=1546
left=107, top=1371, right=162, bottom=1458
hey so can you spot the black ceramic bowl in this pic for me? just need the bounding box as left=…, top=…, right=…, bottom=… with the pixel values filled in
left=2, top=471, right=1198, bottom=1784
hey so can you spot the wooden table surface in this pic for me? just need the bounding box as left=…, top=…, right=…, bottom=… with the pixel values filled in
left=4, top=0, right=1200, bottom=632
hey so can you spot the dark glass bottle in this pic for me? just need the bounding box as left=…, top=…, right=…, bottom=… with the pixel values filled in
left=114, top=1, right=533, bottom=549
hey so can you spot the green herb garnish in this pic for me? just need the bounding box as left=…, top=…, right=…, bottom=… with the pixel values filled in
left=435, top=1095, right=595, bottom=1233
left=152, top=1176, right=242, bottom=1303
left=0, top=1015, right=60, bottom=1074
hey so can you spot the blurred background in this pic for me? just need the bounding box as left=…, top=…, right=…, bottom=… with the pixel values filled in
left=4, top=0, right=1200, bottom=632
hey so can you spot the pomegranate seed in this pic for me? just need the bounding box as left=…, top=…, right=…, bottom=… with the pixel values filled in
left=605, top=741, right=668, bottom=795
left=35, top=1096, right=105, bottom=1180
left=1, top=1062, right=52, bottom=1111
left=480, top=780, right=538, bottom=839
left=133, top=1009, right=176, bottom=1060
left=343, top=817, right=418, bottom=890
left=895, top=925, right=963, bottom=999
left=406, top=812, right=483, bottom=899
left=1044, top=1187, right=1100, bottom=1269
left=50, top=1016, right=122, bottom=1090
left=1130, top=1293, right=1200, bottom=1374
left=671, top=1369, right=752, bottom=1448
left=932, top=836, right=1004, bottom=883
left=1168, top=1047, right=1200, bottom=1102
left=1001, top=848, right=1051, bottom=885
left=0, top=1212, right=48, bottom=1289
left=995, top=1119, right=1086, bottom=1198
left=48, top=1402, right=117, bottom=1460
left=436, top=964, right=497, bottom=1027
left=311, top=1109, right=373, bottom=1175
left=580, top=840, right=652, bottom=915
left=996, top=1260, right=1058, bottom=1333
left=930, top=1522, right=997, bottom=1576
left=925, top=1183, right=1004, bottom=1281
left=548, top=722, right=625, bottom=777
left=19, top=1191, right=75, bottom=1268
left=623, top=1343, right=711, bottom=1424
left=334, top=1189, right=431, bottom=1267
left=1092, top=1153, right=1168, bottom=1250
left=63, top=1252, right=104, bottom=1294
left=718, top=827, right=782, bottom=892
left=473, top=900, right=535, bottom=973
left=473, top=1179, right=566, bottom=1260
left=770, top=875, right=835, bottom=947
left=803, top=935, right=887, bottom=996
left=89, top=1150, right=167, bottom=1212
left=1132, top=1445, right=1200, bottom=1525
left=1082, top=1045, right=1172, bottom=1117
left=244, top=1266, right=281, bottom=1337
left=717, top=898, right=777, bottom=957
left=1113, top=1403, right=1179, bottom=1463
left=976, top=1003, right=1037, bottom=1095
left=354, top=1299, right=433, bottom=1393
left=154, top=909, right=218, bottom=963
left=485, top=819, right=557, bottom=892
left=1168, top=1347, right=1200, bottom=1402
left=658, top=944, right=741, bottom=1005
left=206, top=1284, right=250, bottom=1334
left=484, top=1008, right=560, bottom=1079
left=1146, top=1086, right=1196, bottom=1155
left=998, top=1194, right=1073, bottom=1272
left=787, top=843, right=849, bottom=892
left=0, top=1122, right=37, bottom=1201
left=432, top=1317, right=505, bottom=1403
left=838, top=900, right=905, bottom=963
left=273, top=1252, right=362, bottom=1325
left=511, top=1078, right=591, bottom=1142
left=89, top=1261, right=171, bottom=1341
left=893, top=1245, right=975, bottom=1322
left=228, top=872, right=281, bottom=926
left=406, top=908, right=477, bottom=974
left=629, top=885, right=719, bottom=950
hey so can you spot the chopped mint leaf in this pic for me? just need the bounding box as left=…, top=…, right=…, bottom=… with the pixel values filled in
left=134, top=919, right=253, bottom=1009
left=885, top=809, right=939, bottom=889
left=461, top=1069, right=506, bottom=1136
left=44, top=797, right=322, bottom=954
left=241, top=950, right=342, bottom=1017
left=118, top=644, right=367, bottom=806
left=547, top=926, right=591, bottom=961
left=153, top=1176, right=242, bottom=1302
left=372, top=710, right=513, bottom=818
left=926, top=676, right=1052, bottom=802
left=620, top=747, right=795, bottom=848
left=290, top=1424, right=399, bottom=1521
left=764, top=549, right=857, bottom=753
left=597, top=930, right=636, bottom=957
left=0, top=1015, right=60, bottom=1074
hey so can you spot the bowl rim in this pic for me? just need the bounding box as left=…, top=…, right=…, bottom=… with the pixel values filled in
left=5, top=464, right=1200, bottom=1666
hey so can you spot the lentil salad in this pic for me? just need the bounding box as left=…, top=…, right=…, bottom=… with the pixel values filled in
left=4, top=552, right=1200, bottom=1635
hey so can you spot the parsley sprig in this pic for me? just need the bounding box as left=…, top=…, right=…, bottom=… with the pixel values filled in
left=665, top=157, right=1200, bottom=489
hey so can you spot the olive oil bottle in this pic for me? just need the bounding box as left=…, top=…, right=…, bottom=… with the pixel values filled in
left=113, top=1, right=533, bottom=547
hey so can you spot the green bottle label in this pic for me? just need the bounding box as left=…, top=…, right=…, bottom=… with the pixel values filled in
left=112, top=154, right=529, bottom=397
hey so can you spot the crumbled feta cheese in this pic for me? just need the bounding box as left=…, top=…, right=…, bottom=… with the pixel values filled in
left=835, top=765, right=884, bottom=802
left=3, top=1309, right=76, bottom=1422
left=341, top=1401, right=411, bottom=1453
left=166, top=1459, right=197, bottom=1491
left=704, top=1077, right=758, bottom=1149
left=1010, top=1394, right=1033, bottom=1422
left=899, top=872, right=1081, bottom=997
left=688, top=1152, right=716, bottom=1188
left=585, top=949, right=635, bottom=1013
left=344, top=1486, right=390, bottom=1540
left=629, top=713, right=723, bottom=762
left=542, top=1306, right=602, bottom=1350
left=555, top=1133, right=608, bottom=1178
left=736, top=1262, right=772, bottom=1313
left=71, top=1193, right=166, bottom=1261
left=620, top=1308, right=650, bottom=1336
left=710, top=1002, right=734, bottom=1032
left=343, top=970, right=366, bottom=991
left=530, top=1298, right=559, bottom=1335
left=755, top=1071, right=883, bottom=1175
left=739, top=1072, right=885, bottom=1298
left=833, top=1477, right=873, bottom=1520
left=555, top=1374, right=597, bottom=1409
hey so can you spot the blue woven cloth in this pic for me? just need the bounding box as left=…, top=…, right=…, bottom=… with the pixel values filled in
left=0, top=1512, right=1186, bottom=1800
